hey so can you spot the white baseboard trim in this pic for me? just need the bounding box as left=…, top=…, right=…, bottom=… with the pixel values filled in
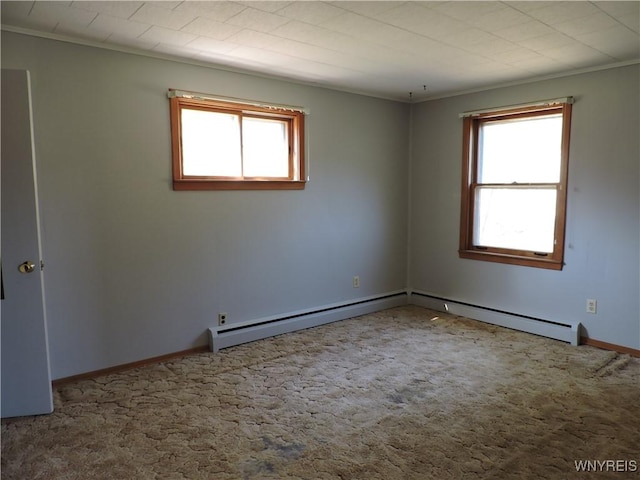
left=208, top=291, right=408, bottom=352
left=208, top=289, right=581, bottom=352
left=409, top=290, right=581, bottom=346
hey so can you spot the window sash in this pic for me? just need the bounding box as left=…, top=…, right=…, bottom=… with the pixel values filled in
left=472, top=184, right=559, bottom=253
left=477, top=114, right=563, bottom=184
left=241, top=115, right=292, bottom=180
left=180, top=108, right=242, bottom=177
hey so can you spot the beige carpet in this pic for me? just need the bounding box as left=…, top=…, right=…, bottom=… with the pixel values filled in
left=2, top=306, right=639, bottom=479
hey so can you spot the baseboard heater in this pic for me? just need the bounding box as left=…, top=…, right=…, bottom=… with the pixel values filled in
left=208, top=291, right=408, bottom=352
left=409, top=290, right=581, bottom=346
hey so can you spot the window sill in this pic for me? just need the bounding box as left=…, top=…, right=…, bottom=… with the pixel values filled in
left=459, top=249, right=563, bottom=270
left=173, top=179, right=306, bottom=191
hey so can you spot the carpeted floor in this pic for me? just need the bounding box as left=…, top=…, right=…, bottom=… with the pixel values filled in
left=2, top=306, right=639, bottom=479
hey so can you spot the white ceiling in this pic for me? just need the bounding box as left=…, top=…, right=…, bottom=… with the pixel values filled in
left=2, top=1, right=639, bottom=101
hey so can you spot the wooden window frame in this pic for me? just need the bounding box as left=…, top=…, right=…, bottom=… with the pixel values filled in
left=170, top=95, right=305, bottom=190
left=459, top=102, right=572, bottom=270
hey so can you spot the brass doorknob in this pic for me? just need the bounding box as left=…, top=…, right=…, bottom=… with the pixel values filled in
left=18, top=261, right=36, bottom=274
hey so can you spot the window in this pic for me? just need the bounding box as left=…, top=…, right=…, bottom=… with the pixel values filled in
left=169, top=90, right=306, bottom=190
left=459, top=99, right=572, bottom=270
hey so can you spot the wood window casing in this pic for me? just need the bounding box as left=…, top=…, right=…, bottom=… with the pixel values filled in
left=459, top=103, right=572, bottom=270
left=170, top=94, right=305, bottom=190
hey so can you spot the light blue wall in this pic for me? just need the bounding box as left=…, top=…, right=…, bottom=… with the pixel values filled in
left=410, top=64, right=640, bottom=350
left=2, top=32, right=409, bottom=378
left=3, top=31, right=638, bottom=379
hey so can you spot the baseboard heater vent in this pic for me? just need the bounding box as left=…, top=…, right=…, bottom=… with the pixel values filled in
left=208, top=291, right=408, bottom=352
left=409, top=290, right=581, bottom=346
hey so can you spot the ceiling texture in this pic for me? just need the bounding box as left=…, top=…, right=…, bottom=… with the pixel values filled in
left=2, top=1, right=639, bottom=101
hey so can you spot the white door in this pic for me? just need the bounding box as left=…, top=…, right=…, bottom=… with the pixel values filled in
left=1, top=69, right=53, bottom=418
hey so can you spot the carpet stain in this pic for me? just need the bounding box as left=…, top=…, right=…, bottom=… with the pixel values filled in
left=241, top=458, right=275, bottom=479
left=261, top=436, right=305, bottom=460
left=388, top=384, right=428, bottom=405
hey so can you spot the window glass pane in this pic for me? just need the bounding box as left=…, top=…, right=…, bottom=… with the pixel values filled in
left=479, top=114, right=562, bottom=184
left=181, top=109, right=241, bottom=176
left=474, top=187, right=557, bottom=252
left=242, top=117, right=289, bottom=178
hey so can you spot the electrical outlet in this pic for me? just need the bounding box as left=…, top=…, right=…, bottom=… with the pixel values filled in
left=353, top=276, right=360, bottom=288
left=586, top=299, right=597, bottom=314
left=218, top=312, right=228, bottom=326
